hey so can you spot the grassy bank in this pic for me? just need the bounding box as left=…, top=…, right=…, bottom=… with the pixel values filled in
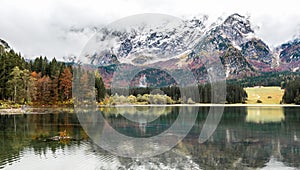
left=244, top=86, right=284, bottom=104
left=0, top=100, right=73, bottom=109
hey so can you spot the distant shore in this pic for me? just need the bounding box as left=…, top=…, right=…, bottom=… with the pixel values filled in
left=1, top=103, right=298, bottom=115
left=0, top=107, right=74, bottom=115
left=99, top=103, right=299, bottom=107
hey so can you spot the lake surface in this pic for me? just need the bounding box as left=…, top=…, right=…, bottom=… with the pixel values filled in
left=0, top=106, right=300, bottom=169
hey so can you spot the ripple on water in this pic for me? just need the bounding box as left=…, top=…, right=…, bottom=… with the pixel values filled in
left=0, top=141, right=103, bottom=169
left=0, top=150, right=23, bottom=169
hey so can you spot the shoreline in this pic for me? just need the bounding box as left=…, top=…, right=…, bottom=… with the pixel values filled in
left=1, top=104, right=298, bottom=115
left=98, top=103, right=299, bottom=107
left=0, top=107, right=74, bottom=115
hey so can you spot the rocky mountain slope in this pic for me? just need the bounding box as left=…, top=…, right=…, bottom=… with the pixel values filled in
left=2, top=13, right=300, bottom=88
left=276, top=38, right=300, bottom=72
left=93, top=13, right=295, bottom=87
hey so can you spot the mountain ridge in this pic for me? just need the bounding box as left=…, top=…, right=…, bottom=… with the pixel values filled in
left=90, top=13, right=299, bottom=87
left=1, top=13, right=300, bottom=88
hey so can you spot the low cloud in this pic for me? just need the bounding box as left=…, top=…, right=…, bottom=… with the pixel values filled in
left=0, top=0, right=299, bottom=59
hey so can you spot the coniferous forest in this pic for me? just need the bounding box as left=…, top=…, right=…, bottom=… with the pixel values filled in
left=1, top=41, right=299, bottom=106
left=282, top=80, right=300, bottom=104
left=0, top=45, right=106, bottom=106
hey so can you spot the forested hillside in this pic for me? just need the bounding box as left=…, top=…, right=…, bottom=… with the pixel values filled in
left=1, top=38, right=299, bottom=106
left=0, top=43, right=105, bottom=106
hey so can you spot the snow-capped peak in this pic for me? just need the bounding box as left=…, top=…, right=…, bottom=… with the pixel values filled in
left=82, top=14, right=208, bottom=66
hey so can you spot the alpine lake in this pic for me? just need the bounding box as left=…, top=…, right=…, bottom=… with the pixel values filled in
left=1, top=106, right=300, bottom=169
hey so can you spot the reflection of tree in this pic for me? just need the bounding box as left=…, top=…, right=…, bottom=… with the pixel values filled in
left=0, top=109, right=88, bottom=168
left=0, top=114, right=29, bottom=168
left=281, top=107, right=300, bottom=167
left=178, top=107, right=300, bottom=169
left=100, top=106, right=300, bottom=168
left=102, top=106, right=176, bottom=138
left=1, top=107, right=300, bottom=169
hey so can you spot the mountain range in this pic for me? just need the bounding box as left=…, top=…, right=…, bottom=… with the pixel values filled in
left=87, top=13, right=299, bottom=87
left=1, top=13, right=300, bottom=87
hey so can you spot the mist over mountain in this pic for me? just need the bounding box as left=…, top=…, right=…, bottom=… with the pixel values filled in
left=1, top=13, right=300, bottom=87
left=84, top=13, right=299, bottom=87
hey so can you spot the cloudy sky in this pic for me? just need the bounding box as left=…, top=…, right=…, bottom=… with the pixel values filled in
left=0, top=0, right=300, bottom=60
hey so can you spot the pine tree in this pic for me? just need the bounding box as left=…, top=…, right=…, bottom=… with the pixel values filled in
left=295, top=95, right=300, bottom=105
left=95, top=70, right=106, bottom=102
left=283, top=80, right=300, bottom=104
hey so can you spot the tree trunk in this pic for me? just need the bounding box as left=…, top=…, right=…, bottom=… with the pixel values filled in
left=14, top=85, right=17, bottom=103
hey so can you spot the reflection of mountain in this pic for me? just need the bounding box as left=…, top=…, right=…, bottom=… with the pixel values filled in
left=185, top=107, right=300, bottom=169
left=102, top=106, right=176, bottom=138
left=101, top=106, right=300, bottom=169
left=101, top=106, right=173, bottom=118
left=1, top=107, right=300, bottom=169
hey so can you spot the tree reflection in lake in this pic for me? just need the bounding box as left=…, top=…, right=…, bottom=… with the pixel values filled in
left=0, top=106, right=300, bottom=169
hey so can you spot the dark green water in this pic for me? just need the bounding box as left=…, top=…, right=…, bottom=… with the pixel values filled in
left=0, top=106, right=300, bottom=169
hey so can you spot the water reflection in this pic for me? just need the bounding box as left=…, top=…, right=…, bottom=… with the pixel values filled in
left=101, top=106, right=173, bottom=123
left=246, top=107, right=285, bottom=123
left=101, top=106, right=176, bottom=137
left=0, top=109, right=87, bottom=169
left=77, top=106, right=198, bottom=158
left=0, top=107, right=300, bottom=169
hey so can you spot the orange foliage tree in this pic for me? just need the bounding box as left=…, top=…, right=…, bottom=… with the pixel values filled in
left=59, top=67, right=72, bottom=100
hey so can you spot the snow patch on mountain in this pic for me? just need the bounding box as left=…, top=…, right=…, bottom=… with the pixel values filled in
left=81, top=13, right=300, bottom=81
left=81, top=14, right=209, bottom=66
